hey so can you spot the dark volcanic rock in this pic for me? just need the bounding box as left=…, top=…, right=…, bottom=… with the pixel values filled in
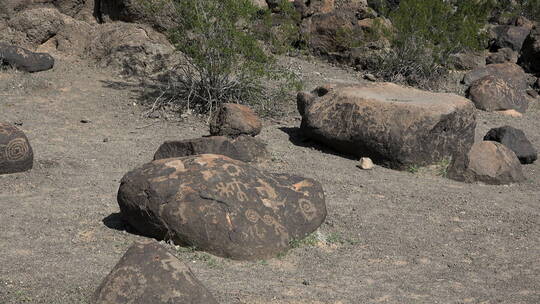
left=484, top=126, right=537, bottom=164
left=298, top=82, right=476, bottom=170
left=463, top=62, right=528, bottom=90
left=447, top=141, right=525, bottom=185
left=91, top=240, right=218, bottom=304
left=153, top=135, right=268, bottom=163
left=519, top=27, right=540, bottom=74
left=490, top=25, right=531, bottom=51
left=118, top=154, right=326, bottom=260
left=486, top=48, right=518, bottom=64
left=467, top=75, right=529, bottom=113
left=0, top=122, right=33, bottom=175
left=0, top=43, right=54, bottom=72
left=209, top=103, right=262, bottom=137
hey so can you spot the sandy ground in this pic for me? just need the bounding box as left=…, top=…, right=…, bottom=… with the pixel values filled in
left=0, top=56, right=539, bottom=304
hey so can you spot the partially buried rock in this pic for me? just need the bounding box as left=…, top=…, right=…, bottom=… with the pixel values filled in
left=467, top=75, right=528, bottom=113
left=118, top=154, right=326, bottom=260
left=484, top=126, right=537, bottom=164
left=0, top=123, right=33, bottom=175
left=153, top=135, right=268, bottom=163
left=210, top=103, right=262, bottom=137
left=0, top=43, right=54, bottom=72
left=91, top=240, right=218, bottom=304
left=447, top=141, right=525, bottom=185
left=358, top=157, right=374, bottom=170
left=298, top=82, right=476, bottom=170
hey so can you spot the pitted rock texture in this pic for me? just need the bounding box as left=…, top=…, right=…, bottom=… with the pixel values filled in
left=91, top=241, right=219, bottom=304
left=209, top=103, right=262, bottom=137
left=298, top=82, right=476, bottom=170
left=0, top=122, right=33, bottom=175
left=0, top=43, right=54, bottom=72
left=447, top=141, right=525, bottom=185
left=154, top=135, right=268, bottom=163
left=484, top=126, right=537, bottom=164
left=463, top=62, right=528, bottom=90
left=467, top=75, right=529, bottom=113
left=118, top=154, right=327, bottom=260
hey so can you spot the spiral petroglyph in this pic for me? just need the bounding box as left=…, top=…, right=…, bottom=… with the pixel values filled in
left=245, top=209, right=260, bottom=223
left=6, top=138, right=30, bottom=161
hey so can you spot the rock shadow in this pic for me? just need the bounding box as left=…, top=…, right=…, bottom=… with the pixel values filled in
left=102, top=212, right=146, bottom=237
left=278, top=126, right=357, bottom=161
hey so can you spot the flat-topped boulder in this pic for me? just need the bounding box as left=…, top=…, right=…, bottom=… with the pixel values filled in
left=118, top=154, right=326, bottom=260
left=298, top=82, right=476, bottom=170
left=91, top=241, right=218, bottom=304
left=153, top=135, right=268, bottom=163
left=0, top=122, right=33, bottom=175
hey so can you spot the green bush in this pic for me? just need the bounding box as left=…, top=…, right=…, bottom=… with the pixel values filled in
left=372, top=0, right=493, bottom=89
left=150, top=0, right=300, bottom=116
left=493, top=0, right=540, bottom=22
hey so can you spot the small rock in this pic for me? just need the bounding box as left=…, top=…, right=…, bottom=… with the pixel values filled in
left=210, top=103, right=262, bottom=137
left=496, top=109, right=522, bottom=117
left=363, top=73, right=377, bottom=82
left=358, top=157, right=374, bottom=170
left=102, top=137, right=109, bottom=143
left=80, top=119, right=91, bottom=123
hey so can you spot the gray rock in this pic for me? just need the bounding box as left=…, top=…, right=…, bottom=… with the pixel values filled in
left=484, top=126, right=537, bottom=164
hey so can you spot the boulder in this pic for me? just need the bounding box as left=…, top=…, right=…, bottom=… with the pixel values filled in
left=117, top=154, right=326, bottom=260
left=447, top=141, right=525, bottom=185
left=486, top=48, right=518, bottom=64
left=467, top=75, right=529, bottom=113
left=463, top=62, right=528, bottom=90
left=0, top=123, right=33, bottom=175
left=97, top=0, right=178, bottom=32
left=87, top=22, right=179, bottom=77
left=0, top=43, right=54, bottom=72
left=298, top=82, right=476, bottom=170
left=153, top=136, right=268, bottom=163
left=293, top=0, right=337, bottom=18
left=518, top=27, right=540, bottom=74
left=489, top=25, right=531, bottom=52
left=448, top=52, right=486, bottom=70
left=209, top=103, right=262, bottom=137
left=91, top=241, right=218, bottom=304
left=484, top=126, right=537, bottom=164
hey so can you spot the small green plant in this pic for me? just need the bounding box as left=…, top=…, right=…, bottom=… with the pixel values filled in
left=407, top=165, right=420, bottom=174
left=289, top=232, right=320, bottom=249
left=436, top=158, right=451, bottom=177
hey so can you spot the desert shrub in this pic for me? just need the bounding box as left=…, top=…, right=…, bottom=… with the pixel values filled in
left=149, top=0, right=300, bottom=116
left=372, top=0, right=492, bottom=89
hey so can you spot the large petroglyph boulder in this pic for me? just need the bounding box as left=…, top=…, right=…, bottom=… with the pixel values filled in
left=91, top=241, right=219, bottom=304
left=298, top=83, right=476, bottom=170
left=118, top=154, right=326, bottom=260
left=0, top=123, right=33, bottom=175
left=154, top=136, right=268, bottom=163
left=463, top=62, right=528, bottom=90
left=447, top=141, right=525, bottom=184
left=467, top=75, right=529, bottom=113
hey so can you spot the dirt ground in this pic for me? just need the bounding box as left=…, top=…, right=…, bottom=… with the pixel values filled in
left=0, top=54, right=539, bottom=304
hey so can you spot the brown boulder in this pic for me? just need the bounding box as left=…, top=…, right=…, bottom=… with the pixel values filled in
left=0, top=123, right=33, bottom=175
left=298, top=82, right=476, bottom=170
left=118, top=154, right=326, bottom=260
left=463, top=62, right=528, bottom=90
left=91, top=241, right=218, bottom=304
left=209, top=103, right=262, bottom=137
left=447, top=141, right=525, bottom=185
left=467, top=75, right=529, bottom=113
left=97, top=0, right=178, bottom=32
left=486, top=48, right=518, bottom=64
left=153, top=135, right=268, bottom=163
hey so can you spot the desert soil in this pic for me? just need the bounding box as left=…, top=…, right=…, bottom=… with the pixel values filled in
left=0, top=54, right=539, bottom=304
